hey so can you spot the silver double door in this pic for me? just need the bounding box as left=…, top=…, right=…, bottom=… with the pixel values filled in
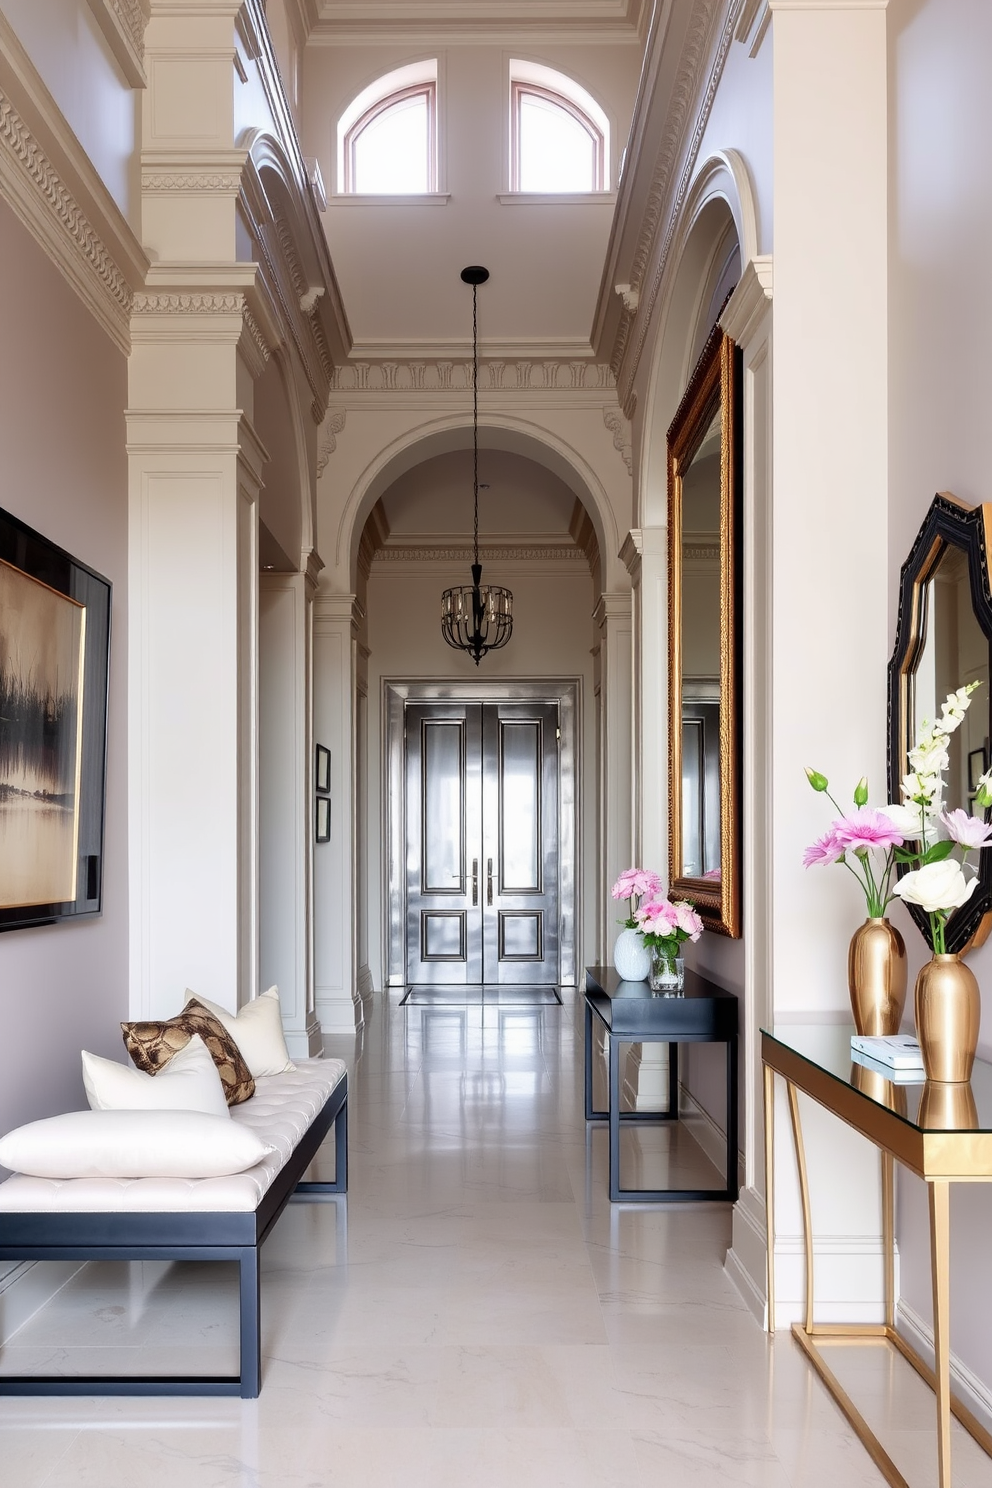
left=406, top=700, right=560, bottom=985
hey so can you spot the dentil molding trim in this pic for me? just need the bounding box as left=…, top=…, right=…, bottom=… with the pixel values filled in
left=330, top=360, right=616, bottom=392
left=373, top=544, right=589, bottom=565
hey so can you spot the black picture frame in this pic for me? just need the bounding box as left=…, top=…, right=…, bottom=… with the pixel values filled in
left=315, top=795, right=331, bottom=843
left=969, top=746, right=987, bottom=792
left=315, top=744, right=331, bottom=795
left=0, top=504, right=111, bottom=932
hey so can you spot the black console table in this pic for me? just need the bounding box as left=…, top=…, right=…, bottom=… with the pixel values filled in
left=584, top=966, right=739, bottom=1203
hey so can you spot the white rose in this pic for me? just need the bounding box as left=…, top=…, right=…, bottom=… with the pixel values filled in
left=892, top=860, right=978, bottom=913
left=879, top=803, right=924, bottom=838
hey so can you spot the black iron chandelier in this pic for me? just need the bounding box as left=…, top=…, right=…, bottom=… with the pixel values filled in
left=440, top=266, right=513, bottom=664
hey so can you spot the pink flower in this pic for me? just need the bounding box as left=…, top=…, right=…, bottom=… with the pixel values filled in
left=831, top=809, right=904, bottom=853
left=674, top=901, right=703, bottom=941
left=611, top=868, right=662, bottom=901
left=940, top=809, right=992, bottom=850
left=803, top=830, right=845, bottom=867
left=635, top=898, right=679, bottom=938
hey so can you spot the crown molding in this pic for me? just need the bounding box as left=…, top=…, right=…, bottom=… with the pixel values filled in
left=0, top=14, right=148, bottom=356
left=344, top=337, right=601, bottom=362
left=141, top=151, right=246, bottom=193
left=304, top=0, right=648, bottom=46
left=330, top=358, right=616, bottom=392
left=86, top=0, right=149, bottom=88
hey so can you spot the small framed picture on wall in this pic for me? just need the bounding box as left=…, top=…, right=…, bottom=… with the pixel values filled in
left=315, top=795, right=331, bottom=843
left=969, top=746, right=987, bottom=793
left=315, top=744, right=331, bottom=795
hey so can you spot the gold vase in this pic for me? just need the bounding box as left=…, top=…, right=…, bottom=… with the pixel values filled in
left=914, top=953, right=981, bottom=1084
left=918, top=1080, right=979, bottom=1130
left=847, top=918, right=908, bottom=1036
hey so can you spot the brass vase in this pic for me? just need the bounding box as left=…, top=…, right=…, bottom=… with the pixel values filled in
left=914, top=953, right=981, bottom=1083
left=847, top=918, right=908, bottom=1036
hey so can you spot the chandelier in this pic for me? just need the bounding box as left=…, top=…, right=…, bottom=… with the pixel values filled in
left=440, top=266, right=513, bottom=664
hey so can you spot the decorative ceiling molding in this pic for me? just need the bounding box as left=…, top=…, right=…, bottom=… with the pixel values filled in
left=0, top=90, right=139, bottom=354
left=304, top=0, right=648, bottom=45
left=603, top=406, right=633, bottom=474
left=87, top=0, right=148, bottom=88
left=612, top=0, right=734, bottom=408
left=132, top=291, right=245, bottom=314
left=317, top=409, right=347, bottom=476
left=372, top=542, right=590, bottom=565
left=330, top=359, right=616, bottom=392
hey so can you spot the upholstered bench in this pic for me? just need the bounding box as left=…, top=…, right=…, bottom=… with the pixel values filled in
left=0, top=1058, right=348, bottom=1398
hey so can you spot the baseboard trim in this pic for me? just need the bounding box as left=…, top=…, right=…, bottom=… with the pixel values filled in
left=679, top=1084, right=745, bottom=1190
left=726, top=1184, right=768, bottom=1325
left=897, top=1297, right=992, bottom=1439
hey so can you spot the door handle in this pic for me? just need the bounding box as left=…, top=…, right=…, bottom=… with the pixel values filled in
left=487, top=857, right=493, bottom=905
left=471, top=859, right=478, bottom=906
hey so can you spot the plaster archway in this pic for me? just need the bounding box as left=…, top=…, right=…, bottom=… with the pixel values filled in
left=334, top=413, right=621, bottom=592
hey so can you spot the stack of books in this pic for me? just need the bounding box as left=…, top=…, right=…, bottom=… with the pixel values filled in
left=850, top=1034, right=926, bottom=1083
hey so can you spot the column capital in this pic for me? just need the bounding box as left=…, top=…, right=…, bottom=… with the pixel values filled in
left=593, top=591, right=633, bottom=630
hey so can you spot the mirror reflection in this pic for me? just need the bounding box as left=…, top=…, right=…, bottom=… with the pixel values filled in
left=913, top=545, right=990, bottom=810
left=680, top=405, right=722, bottom=881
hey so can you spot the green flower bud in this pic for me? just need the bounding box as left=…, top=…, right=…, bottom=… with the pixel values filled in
left=853, top=776, right=869, bottom=807
left=805, top=767, right=829, bottom=792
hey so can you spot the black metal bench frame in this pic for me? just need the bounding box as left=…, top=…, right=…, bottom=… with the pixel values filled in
left=0, top=1074, right=347, bottom=1399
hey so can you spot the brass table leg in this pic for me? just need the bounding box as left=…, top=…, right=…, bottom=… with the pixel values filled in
left=763, top=1061, right=776, bottom=1333
left=929, top=1180, right=952, bottom=1488
left=787, top=1080, right=815, bottom=1333
left=882, top=1151, right=895, bottom=1330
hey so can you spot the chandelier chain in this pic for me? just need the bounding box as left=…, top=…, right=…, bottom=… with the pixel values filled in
left=472, top=281, right=479, bottom=568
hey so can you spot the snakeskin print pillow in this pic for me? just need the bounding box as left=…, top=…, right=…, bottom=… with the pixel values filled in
left=121, top=999, right=255, bottom=1105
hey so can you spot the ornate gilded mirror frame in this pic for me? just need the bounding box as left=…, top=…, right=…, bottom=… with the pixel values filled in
left=888, top=492, right=992, bottom=953
left=667, top=324, right=741, bottom=938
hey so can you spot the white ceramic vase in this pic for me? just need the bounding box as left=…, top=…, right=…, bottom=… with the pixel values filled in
left=613, top=927, right=651, bottom=982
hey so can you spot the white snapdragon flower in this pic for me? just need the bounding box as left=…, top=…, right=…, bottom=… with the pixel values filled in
left=908, top=739, right=949, bottom=774
left=892, top=859, right=978, bottom=913
left=938, top=684, right=977, bottom=732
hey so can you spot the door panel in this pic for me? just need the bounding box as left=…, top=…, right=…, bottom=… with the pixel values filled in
left=406, top=700, right=559, bottom=985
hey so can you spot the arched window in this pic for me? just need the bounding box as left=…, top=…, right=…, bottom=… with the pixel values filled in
left=338, top=62, right=437, bottom=195
left=509, top=61, right=609, bottom=193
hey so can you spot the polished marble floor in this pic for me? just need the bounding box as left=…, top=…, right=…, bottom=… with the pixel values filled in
left=2, top=989, right=991, bottom=1486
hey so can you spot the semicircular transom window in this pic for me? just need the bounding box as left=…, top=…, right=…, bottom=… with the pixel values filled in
left=339, top=62, right=437, bottom=195
left=510, top=62, right=609, bottom=193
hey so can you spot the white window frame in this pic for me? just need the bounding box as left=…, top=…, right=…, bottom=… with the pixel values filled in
left=336, top=60, right=439, bottom=197
left=507, top=59, right=611, bottom=196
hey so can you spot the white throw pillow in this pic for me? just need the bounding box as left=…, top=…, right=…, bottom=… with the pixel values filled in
left=0, top=1110, right=273, bottom=1179
left=82, top=1034, right=229, bottom=1117
left=186, top=986, right=296, bottom=1078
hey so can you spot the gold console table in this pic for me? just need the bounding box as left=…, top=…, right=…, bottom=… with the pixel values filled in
left=762, top=1024, right=992, bottom=1488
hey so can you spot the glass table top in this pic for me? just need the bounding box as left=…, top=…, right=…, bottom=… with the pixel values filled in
left=765, top=1023, right=992, bottom=1135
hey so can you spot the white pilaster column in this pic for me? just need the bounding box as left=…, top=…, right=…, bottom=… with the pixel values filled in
left=313, top=594, right=364, bottom=1032
left=623, top=528, right=669, bottom=879
left=593, top=591, right=634, bottom=963
left=259, top=560, right=323, bottom=1057
left=765, top=0, right=890, bottom=1326
left=127, top=388, right=264, bottom=1018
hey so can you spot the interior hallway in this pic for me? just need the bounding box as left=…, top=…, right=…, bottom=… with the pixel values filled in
left=2, top=990, right=989, bottom=1487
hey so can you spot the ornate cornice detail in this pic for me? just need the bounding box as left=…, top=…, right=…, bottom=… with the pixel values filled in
left=0, top=92, right=132, bottom=317
left=330, top=360, right=616, bottom=392
left=316, top=409, right=347, bottom=476
left=132, top=291, right=245, bottom=314
left=240, top=305, right=271, bottom=377
left=374, top=544, right=589, bottom=564
left=612, top=0, right=736, bottom=411
left=603, top=406, right=633, bottom=475
left=142, top=171, right=242, bottom=192
left=87, top=0, right=148, bottom=87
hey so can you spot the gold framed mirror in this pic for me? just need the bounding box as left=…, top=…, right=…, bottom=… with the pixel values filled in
left=888, top=492, right=992, bottom=953
left=667, top=324, right=741, bottom=938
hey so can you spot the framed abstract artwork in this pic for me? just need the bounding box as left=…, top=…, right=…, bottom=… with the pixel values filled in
left=0, top=505, right=111, bottom=931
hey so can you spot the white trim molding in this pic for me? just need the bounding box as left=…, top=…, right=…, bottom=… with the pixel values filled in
left=720, top=254, right=773, bottom=345
left=87, top=0, right=149, bottom=88
left=0, top=14, right=147, bottom=355
left=897, top=1297, right=992, bottom=1442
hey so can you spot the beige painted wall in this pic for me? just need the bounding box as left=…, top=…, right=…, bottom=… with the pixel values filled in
left=0, top=196, right=128, bottom=1148
left=887, top=0, right=992, bottom=1397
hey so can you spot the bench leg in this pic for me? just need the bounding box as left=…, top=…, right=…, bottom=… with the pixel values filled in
left=239, top=1247, right=261, bottom=1399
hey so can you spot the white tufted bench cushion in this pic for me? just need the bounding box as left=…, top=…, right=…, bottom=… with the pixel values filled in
left=0, top=1058, right=346, bottom=1214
